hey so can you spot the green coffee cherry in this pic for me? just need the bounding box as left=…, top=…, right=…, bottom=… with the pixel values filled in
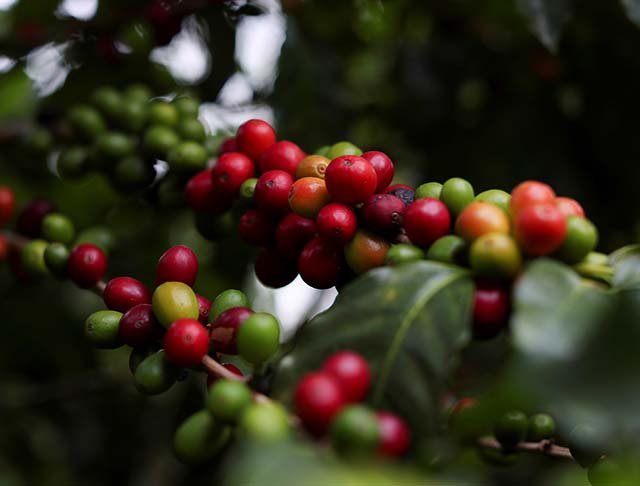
left=314, top=145, right=331, bottom=157
left=91, top=86, right=123, bottom=120
left=415, top=182, right=443, bottom=200
left=173, top=96, right=200, bottom=119
left=494, top=410, right=528, bottom=451
left=588, top=457, right=621, bottom=486
left=209, top=289, right=250, bottom=322
left=134, top=350, right=179, bottom=395
left=475, top=189, right=511, bottom=214
left=526, top=413, right=556, bottom=442
left=469, top=233, right=522, bottom=279
left=118, top=21, right=153, bottom=55
left=69, top=104, right=106, bottom=140
left=330, top=405, right=380, bottom=456
left=568, top=424, right=606, bottom=468
left=21, top=240, right=50, bottom=277
left=75, top=226, right=116, bottom=256
left=23, top=127, right=53, bottom=153
left=326, top=141, right=363, bottom=159
left=178, top=118, right=206, bottom=142
left=148, top=100, right=179, bottom=127
left=84, top=310, right=123, bottom=349
left=96, top=132, right=134, bottom=159
left=111, top=156, right=156, bottom=191
left=440, top=177, right=475, bottom=217
left=237, top=312, right=280, bottom=365
left=206, top=379, right=252, bottom=423
left=194, top=211, right=234, bottom=241
left=44, top=242, right=69, bottom=279
left=427, top=235, right=467, bottom=265
left=173, top=410, right=231, bottom=464
left=555, top=216, right=598, bottom=264
left=143, top=125, right=180, bottom=158
left=124, top=84, right=152, bottom=103
left=129, top=347, right=155, bottom=374
left=118, top=101, right=147, bottom=132
left=239, top=178, right=258, bottom=202
left=385, top=243, right=425, bottom=266
left=152, top=281, right=199, bottom=328
left=58, top=146, right=89, bottom=179
left=42, top=213, right=75, bottom=245
left=167, top=141, right=207, bottom=171
left=239, top=402, right=290, bottom=442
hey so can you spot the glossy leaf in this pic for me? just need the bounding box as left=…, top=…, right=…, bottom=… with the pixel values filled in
left=621, top=0, right=640, bottom=26
left=516, top=0, right=573, bottom=52
left=610, top=244, right=640, bottom=288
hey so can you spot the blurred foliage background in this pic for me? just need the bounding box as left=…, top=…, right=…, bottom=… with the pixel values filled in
left=1, top=0, right=640, bottom=484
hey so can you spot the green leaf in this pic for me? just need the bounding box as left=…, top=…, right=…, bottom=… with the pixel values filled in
left=610, top=244, right=640, bottom=288
left=621, top=0, right=640, bottom=26
left=272, top=261, right=474, bottom=437
left=516, top=0, right=573, bottom=52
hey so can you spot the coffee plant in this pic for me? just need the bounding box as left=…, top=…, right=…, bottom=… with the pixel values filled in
left=3, top=1, right=640, bottom=485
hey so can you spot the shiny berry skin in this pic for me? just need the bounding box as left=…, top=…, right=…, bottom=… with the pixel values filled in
left=16, top=199, right=55, bottom=237
left=527, top=413, right=556, bottom=442
left=275, top=213, right=317, bottom=260
left=288, top=177, right=331, bottom=219
left=155, top=245, right=198, bottom=287
left=255, top=248, right=298, bottom=288
left=254, top=170, right=294, bottom=216
left=298, top=237, right=344, bottom=289
left=210, top=289, right=250, bottom=322
left=494, top=410, right=528, bottom=451
left=119, top=303, right=162, bottom=348
left=211, top=152, right=256, bottom=197
left=455, top=201, right=510, bottom=242
left=440, top=177, right=475, bottom=217
left=514, top=203, right=567, bottom=255
left=185, top=169, right=232, bottom=213
left=258, top=140, right=306, bottom=175
left=209, top=307, right=253, bottom=354
left=325, top=155, right=377, bottom=205
left=384, top=184, right=415, bottom=206
left=316, top=203, right=357, bottom=244
left=330, top=405, right=380, bottom=456
left=237, top=312, right=281, bottom=364
left=238, top=209, right=277, bottom=246
left=473, top=283, right=510, bottom=339
left=322, top=350, right=371, bottom=403
left=103, top=277, right=151, bottom=313
left=403, top=198, right=451, bottom=247
left=164, top=318, right=210, bottom=368
left=555, top=216, right=598, bottom=264
left=415, top=182, right=442, bottom=200
left=361, top=194, right=405, bottom=234
left=363, top=151, right=394, bottom=193
left=555, top=196, right=585, bottom=218
left=0, top=186, right=15, bottom=226
left=196, top=294, right=212, bottom=324
left=235, top=119, right=276, bottom=160
left=510, top=180, right=556, bottom=215
left=294, top=372, right=346, bottom=436
left=218, top=136, right=237, bottom=155
left=296, top=155, right=329, bottom=179
left=68, top=243, right=107, bottom=288
left=376, top=411, right=411, bottom=457
left=206, top=363, right=243, bottom=388
left=344, top=229, right=390, bottom=275
left=470, top=233, right=522, bottom=279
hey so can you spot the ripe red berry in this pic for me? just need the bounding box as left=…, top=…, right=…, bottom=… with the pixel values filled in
left=275, top=213, right=317, bottom=260
left=510, top=180, right=556, bottom=215
left=403, top=198, right=451, bottom=247
left=514, top=203, right=567, bottom=255
left=376, top=411, right=410, bottom=457
left=206, top=363, right=243, bottom=388
left=164, top=318, right=210, bottom=368
left=294, top=372, right=346, bottom=436
left=103, top=276, right=151, bottom=313
left=185, top=169, right=232, bottom=213
left=155, top=245, right=198, bottom=286
left=316, top=203, right=357, bottom=244
left=218, top=136, right=237, bottom=155
left=258, top=140, right=306, bottom=176
left=209, top=307, right=253, bottom=354
left=298, top=236, right=344, bottom=289
left=254, top=170, right=294, bottom=216
left=236, top=119, right=276, bottom=160
left=473, top=283, right=510, bottom=339
left=68, top=243, right=107, bottom=288
left=196, top=294, right=212, bottom=324
left=0, top=234, right=8, bottom=261
left=325, top=155, right=377, bottom=205
left=238, top=209, right=277, bottom=247
left=255, top=248, right=298, bottom=288
left=363, top=151, right=394, bottom=193
left=119, top=303, right=162, bottom=348
left=211, top=152, right=256, bottom=197
left=555, top=197, right=585, bottom=218
left=322, top=350, right=371, bottom=402
left=17, top=199, right=55, bottom=237
left=0, top=186, right=15, bottom=226
left=361, top=194, right=405, bottom=234
left=384, top=184, right=415, bottom=206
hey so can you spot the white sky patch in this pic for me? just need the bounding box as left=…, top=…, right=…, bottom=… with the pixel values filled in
left=56, top=0, right=98, bottom=21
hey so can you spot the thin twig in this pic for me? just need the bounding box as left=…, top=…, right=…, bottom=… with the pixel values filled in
left=477, top=437, right=573, bottom=460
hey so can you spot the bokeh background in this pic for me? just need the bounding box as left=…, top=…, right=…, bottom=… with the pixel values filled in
left=1, top=0, right=639, bottom=484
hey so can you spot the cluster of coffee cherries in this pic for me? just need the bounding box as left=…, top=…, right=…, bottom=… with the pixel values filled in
left=293, top=351, right=410, bottom=458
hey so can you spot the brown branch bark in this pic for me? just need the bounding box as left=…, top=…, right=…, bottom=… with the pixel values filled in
left=477, top=437, right=573, bottom=460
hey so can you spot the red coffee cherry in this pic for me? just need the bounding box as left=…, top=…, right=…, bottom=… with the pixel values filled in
left=0, top=234, right=8, bottom=261
left=254, top=170, right=294, bottom=216
left=155, top=245, right=198, bottom=286
left=211, top=152, right=256, bottom=197
left=510, top=180, right=556, bottom=215
left=238, top=209, right=277, bottom=247
left=555, top=197, right=585, bottom=218
left=206, top=363, right=243, bottom=388
left=68, top=243, right=107, bottom=288
left=103, top=276, right=151, bottom=313
left=473, top=282, right=510, bottom=339
left=164, top=318, right=210, bottom=368
left=185, top=169, right=232, bottom=213
left=0, top=186, right=16, bottom=226
left=361, top=194, right=405, bottom=234
left=316, top=203, right=357, bottom=244
left=298, top=236, right=344, bottom=289
left=294, top=372, right=346, bottom=436
left=325, top=155, right=377, bottom=205
left=119, top=303, right=162, bottom=348
left=376, top=411, right=411, bottom=457
left=218, top=136, right=237, bottom=155
left=255, top=248, right=299, bottom=288
left=275, top=213, right=317, bottom=260
left=236, top=119, right=276, bottom=160
left=363, top=151, right=394, bottom=193
left=17, top=199, right=55, bottom=238
left=514, top=203, right=567, bottom=255
left=403, top=198, right=451, bottom=247
left=258, top=140, right=306, bottom=176
left=322, top=350, right=371, bottom=403
left=384, top=184, right=415, bottom=206
left=196, top=294, right=212, bottom=324
left=209, top=307, right=253, bottom=354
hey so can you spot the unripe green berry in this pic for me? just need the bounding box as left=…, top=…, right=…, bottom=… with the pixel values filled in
left=475, top=189, right=511, bottom=214
left=21, top=240, right=50, bottom=276
left=385, top=243, right=425, bottom=266
left=148, top=100, right=179, bottom=127
left=555, top=216, right=598, bottom=264
left=124, top=84, right=152, bottom=103
left=178, top=118, right=206, bottom=142
left=75, top=226, right=116, bottom=256
left=111, top=156, right=156, bottom=191
left=440, top=177, right=475, bottom=217
left=206, top=379, right=252, bottom=423
left=167, top=141, right=207, bottom=171
left=494, top=410, right=527, bottom=451
left=84, top=310, right=123, bottom=349
left=239, top=402, right=290, bottom=442
left=526, top=413, right=556, bottom=442
left=427, top=235, right=467, bottom=265
left=415, top=182, right=443, bottom=200
left=237, top=312, right=280, bottom=365
left=134, top=350, right=179, bottom=395
left=69, top=104, right=106, bottom=140
left=209, top=289, right=250, bottom=322
left=330, top=405, right=380, bottom=456
left=96, top=131, right=134, bottom=159
left=91, top=86, right=123, bottom=120
left=239, top=178, right=258, bottom=201
left=173, top=96, right=200, bottom=119
left=143, top=125, right=180, bottom=159
left=58, top=146, right=89, bottom=179
left=42, top=213, right=75, bottom=244
left=173, top=410, right=231, bottom=464
left=326, top=141, right=362, bottom=159
left=152, top=281, right=199, bottom=328
left=44, top=242, right=70, bottom=279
